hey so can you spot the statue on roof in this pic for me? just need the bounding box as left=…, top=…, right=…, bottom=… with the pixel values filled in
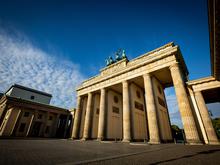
left=105, top=49, right=127, bottom=66
left=105, top=56, right=114, bottom=66
left=121, top=49, right=127, bottom=59
left=105, top=58, right=110, bottom=66
left=115, top=50, right=121, bottom=61
left=109, top=56, right=114, bottom=64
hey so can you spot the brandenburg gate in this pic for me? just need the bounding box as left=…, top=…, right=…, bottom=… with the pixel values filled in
left=71, top=42, right=219, bottom=144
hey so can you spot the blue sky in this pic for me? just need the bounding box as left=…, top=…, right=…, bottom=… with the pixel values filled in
left=0, top=0, right=219, bottom=127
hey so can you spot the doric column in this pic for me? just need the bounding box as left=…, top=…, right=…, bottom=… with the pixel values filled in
left=143, top=73, right=160, bottom=144
left=72, top=96, right=82, bottom=139
left=0, top=104, right=7, bottom=127
left=52, top=114, right=60, bottom=137
left=122, top=80, right=131, bottom=142
left=98, top=88, right=106, bottom=140
left=26, top=110, right=35, bottom=136
left=83, top=93, right=93, bottom=140
left=69, top=110, right=75, bottom=139
left=170, top=63, right=201, bottom=144
left=10, top=108, right=22, bottom=136
left=41, top=111, right=49, bottom=137
left=195, top=91, right=219, bottom=144
left=64, top=114, right=70, bottom=138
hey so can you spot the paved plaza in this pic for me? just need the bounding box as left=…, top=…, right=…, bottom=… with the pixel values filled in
left=0, top=139, right=220, bottom=165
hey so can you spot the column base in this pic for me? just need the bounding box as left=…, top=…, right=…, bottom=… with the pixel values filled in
left=208, top=141, right=220, bottom=145
left=148, top=138, right=160, bottom=144
left=97, top=137, right=104, bottom=141
left=186, top=139, right=203, bottom=145
left=68, top=138, right=75, bottom=140
left=81, top=137, right=88, bottom=141
left=122, top=139, right=131, bottom=143
left=148, top=141, right=160, bottom=144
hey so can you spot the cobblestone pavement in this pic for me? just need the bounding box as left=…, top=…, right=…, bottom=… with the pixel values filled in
left=0, top=139, right=220, bottom=165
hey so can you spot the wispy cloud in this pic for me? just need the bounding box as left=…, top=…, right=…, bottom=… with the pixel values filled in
left=0, top=28, right=85, bottom=109
left=0, top=27, right=186, bottom=127
left=165, top=88, right=183, bottom=128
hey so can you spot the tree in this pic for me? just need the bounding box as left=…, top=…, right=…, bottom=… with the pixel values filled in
left=212, top=118, right=220, bottom=139
left=171, top=125, right=184, bottom=143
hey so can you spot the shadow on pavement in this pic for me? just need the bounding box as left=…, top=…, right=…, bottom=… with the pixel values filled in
left=149, top=149, right=220, bottom=165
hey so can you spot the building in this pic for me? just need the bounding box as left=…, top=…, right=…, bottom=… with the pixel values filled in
left=183, top=0, right=220, bottom=145
left=0, top=92, right=3, bottom=100
left=0, top=84, right=72, bottom=138
left=208, top=0, right=220, bottom=80
left=71, top=0, right=220, bottom=145
left=71, top=43, right=199, bottom=144
left=5, top=84, right=52, bottom=104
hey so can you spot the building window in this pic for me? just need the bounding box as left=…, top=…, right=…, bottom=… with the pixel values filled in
left=112, top=106, right=119, bottom=114
left=45, top=126, right=50, bottom=134
left=158, top=97, right=166, bottom=107
left=30, top=96, right=35, bottom=100
left=134, top=101, right=144, bottom=111
left=114, top=96, right=119, bottom=103
left=136, top=90, right=141, bottom=98
left=96, top=108, right=99, bottom=115
left=24, top=112, right=30, bottom=117
left=19, top=123, right=26, bottom=132
left=38, top=114, right=42, bottom=119
left=49, top=116, right=53, bottom=120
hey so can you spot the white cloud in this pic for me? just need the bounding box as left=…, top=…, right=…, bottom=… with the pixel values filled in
left=0, top=28, right=85, bottom=109
left=0, top=27, right=191, bottom=127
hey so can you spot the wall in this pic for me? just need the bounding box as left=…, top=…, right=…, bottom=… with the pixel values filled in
left=79, top=97, right=87, bottom=138
left=152, top=77, right=172, bottom=142
left=7, top=87, right=51, bottom=104
left=0, top=98, right=70, bottom=138
left=91, top=93, right=100, bottom=139
left=106, top=90, right=122, bottom=140
left=0, top=108, right=21, bottom=136
left=130, top=83, right=148, bottom=141
left=43, top=113, right=57, bottom=137
left=15, top=109, right=34, bottom=137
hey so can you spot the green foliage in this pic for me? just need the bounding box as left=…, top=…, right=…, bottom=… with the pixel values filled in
left=171, top=125, right=181, bottom=132
left=171, top=125, right=184, bottom=142
left=212, top=118, right=220, bottom=139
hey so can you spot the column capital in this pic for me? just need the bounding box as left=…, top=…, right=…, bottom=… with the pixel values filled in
left=194, top=90, right=202, bottom=95
left=100, top=88, right=105, bottom=92
left=87, top=92, right=92, bottom=96
left=122, top=80, right=128, bottom=84
left=169, top=62, right=179, bottom=70
left=143, top=73, right=151, bottom=79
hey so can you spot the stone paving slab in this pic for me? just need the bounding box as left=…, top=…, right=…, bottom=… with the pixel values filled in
left=0, top=139, right=220, bottom=165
